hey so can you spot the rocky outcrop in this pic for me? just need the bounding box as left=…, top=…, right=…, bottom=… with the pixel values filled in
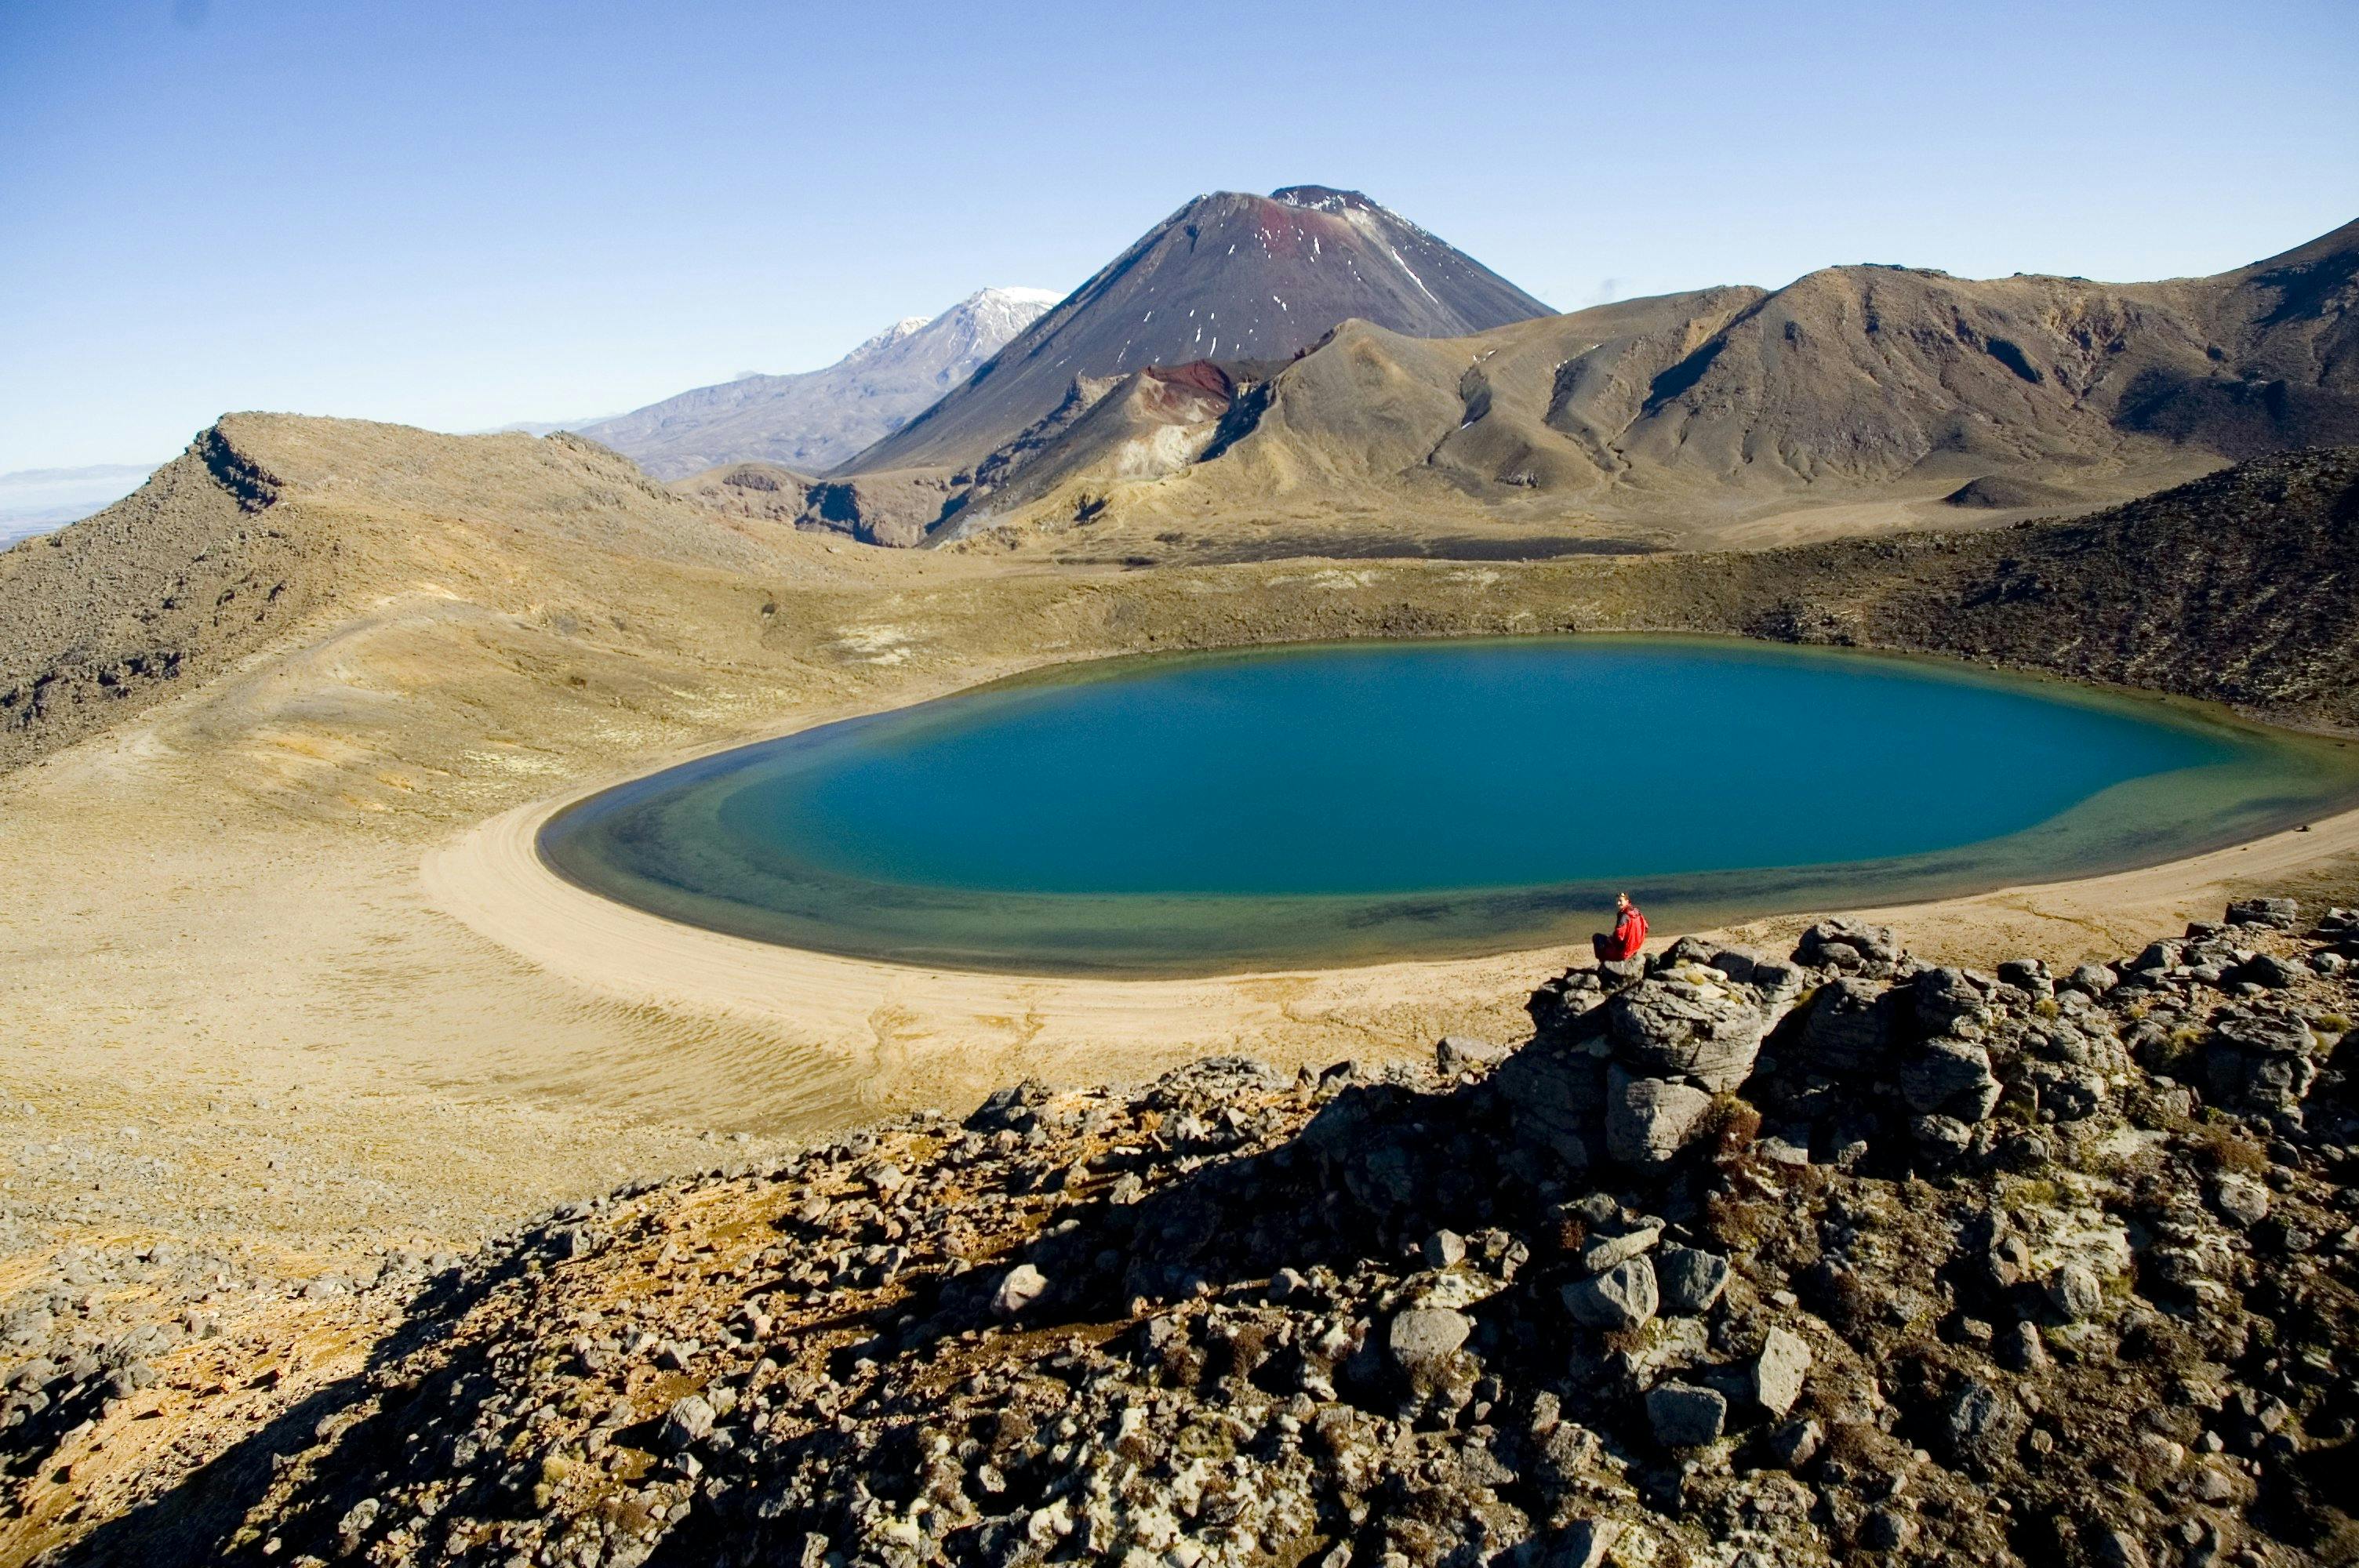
left=1519, top=938, right=1798, bottom=1174
left=0, top=428, right=328, bottom=772
left=0, top=412, right=814, bottom=775
left=30, top=902, right=2359, bottom=1567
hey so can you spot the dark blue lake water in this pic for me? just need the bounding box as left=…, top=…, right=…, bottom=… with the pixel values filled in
left=540, top=637, right=2359, bottom=974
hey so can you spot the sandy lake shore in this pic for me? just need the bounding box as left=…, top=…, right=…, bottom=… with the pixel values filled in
left=425, top=728, right=2359, bottom=1135
left=5, top=598, right=2353, bottom=1308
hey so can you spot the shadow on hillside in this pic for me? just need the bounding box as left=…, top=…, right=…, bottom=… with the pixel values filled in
left=631, top=1066, right=1555, bottom=1566
left=54, top=1048, right=1601, bottom=1564
left=52, top=1253, right=541, bottom=1567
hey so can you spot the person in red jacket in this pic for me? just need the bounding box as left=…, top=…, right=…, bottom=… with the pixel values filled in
left=1593, top=892, right=1648, bottom=962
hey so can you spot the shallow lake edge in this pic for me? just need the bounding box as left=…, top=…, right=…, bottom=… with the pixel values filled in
left=533, top=632, right=2359, bottom=978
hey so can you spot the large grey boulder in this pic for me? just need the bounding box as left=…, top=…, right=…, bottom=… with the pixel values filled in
left=1563, top=1256, right=1658, bottom=1330
left=1605, top=979, right=1768, bottom=1090
left=1910, top=1113, right=1974, bottom=1158
left=658, top=1393, right=715, bottom=1450
left=2205, top=1012, right=2318, bottom=1112
left=1939, top=1380, right=2028, bottom=1474
left=1749, top=1326, right=1812, bottom=1416
left=1655, top=936, right=1766, bottom=985
left=2063, top=963, right=2117, bottom=997
left=1654, top=935, right=1725, bottom=970
left=1598, top=956, right=1648, bottom=990
left=2090, top=1527, right=2154, bottom=1568
left=2226, top=897, right=2298, bottom=931
left=1796, top=919, right=1903, bottom=975
left=1750, top=958, right=1805, bottom=999
left=1388, top=1308, right=1472, bottom=1378
left=1705, top=945, right=1763, bottom=984
left=2210, top=1174, right=2272, bottom=1229
left=990, top=1263, right=1049, bottom=1319
left=1897, top=1038, right=2002, bottom=1121
left=1863, top=1508, right=1918, bottom=1552
left=1492, top=1041, right=1607, bottom=1173
left=1436, top=1035, right=1511, bottom=1076
left=1997, top=957, right=2053, bottom=997
left=1387, top=1306, right=1478, bottom=1403
left=1525, top=971, right=1607, bottom=1037
left=1646, top=1382, right=1728, bottom=1446
left=1795, top=978, right=1893, bottom=1076
left=2047, top=1263, right=2103, bottom=1320
left=1605, top=1067, right=1713, bottom=1169
left=1656, top=1246, right=1730, bottom=1315
left=1997, top=1321, right=2047, bottom=1373
left=967, top=1080, right=1051, bottom=1133
left=1763, top=1418, right=1823, bottom=1471
left=2240, top=953, right=2305, bottom=990
left=1911, top=967, right=1993, bottom=1034
left=1576, top=1224, right=1661, bottom=1277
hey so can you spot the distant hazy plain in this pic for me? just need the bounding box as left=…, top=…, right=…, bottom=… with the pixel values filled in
left=0, top=462, right=155, bottom=542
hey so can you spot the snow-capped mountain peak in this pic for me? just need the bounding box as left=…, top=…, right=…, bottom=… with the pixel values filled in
left=576, top=288, right=1060, bottom=478
left=845, top=185, right=1552, bottom=474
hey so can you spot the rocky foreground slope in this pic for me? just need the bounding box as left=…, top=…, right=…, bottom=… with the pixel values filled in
left=30, top=901, right=2359, bottom=1567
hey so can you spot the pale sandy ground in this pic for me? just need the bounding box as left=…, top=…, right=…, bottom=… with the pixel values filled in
left=1724, top=805, right=2359, bottom=961
left=426, top=742, right=2359, bottom=1142
left=421, top=795, right=1554, bottom=1121
left=5, top=642, right=2352, bottom=1293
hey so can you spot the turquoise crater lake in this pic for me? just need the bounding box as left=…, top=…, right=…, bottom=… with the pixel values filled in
left=538, top=637, right=2359, bottom=975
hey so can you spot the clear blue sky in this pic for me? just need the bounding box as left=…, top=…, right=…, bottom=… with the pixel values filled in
left=4, top=0, right=2354, bottom=471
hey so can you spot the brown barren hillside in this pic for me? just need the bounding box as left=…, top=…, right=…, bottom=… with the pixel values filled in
left=5, top=416, right=2355, bottom=798
left=0, top=415, right=845, bottom=775
left=939, top=218, right=2359, bottom=561
left=1693, top=445, right=2359, bottom=731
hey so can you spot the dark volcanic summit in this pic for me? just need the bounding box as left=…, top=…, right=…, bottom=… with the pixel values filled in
left=839, top=186, right=1552, bottom=476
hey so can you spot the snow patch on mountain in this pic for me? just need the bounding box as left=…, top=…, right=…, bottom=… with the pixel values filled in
left=576, top=288, right=1059, bottom=479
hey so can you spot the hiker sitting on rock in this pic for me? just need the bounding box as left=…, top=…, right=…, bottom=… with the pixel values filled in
left=1593, top=891, right=1648, bottom=963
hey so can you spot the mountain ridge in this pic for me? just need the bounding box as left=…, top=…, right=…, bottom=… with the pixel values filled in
left=933, top=214, right=2359, bottom=560
left=578, top=287, right=1060, bottom=479
left=838, top=186, right=1554, bottom=481
left=0, top=413, right=837, bottom=774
